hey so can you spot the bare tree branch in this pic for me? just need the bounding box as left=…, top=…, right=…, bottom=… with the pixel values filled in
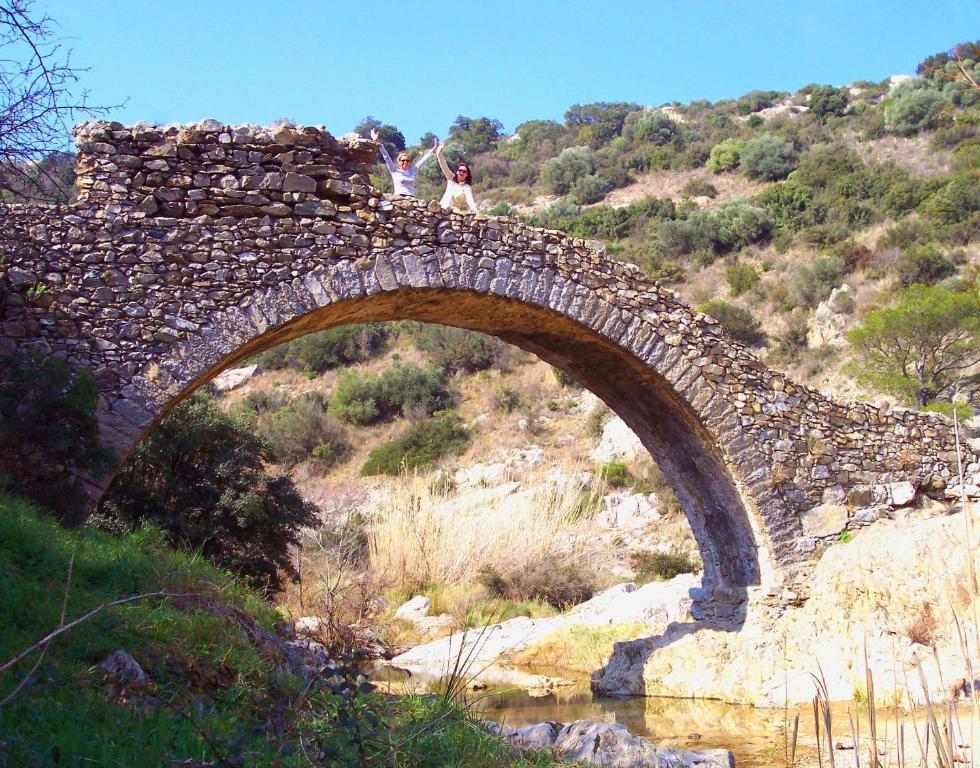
left=0, top=0, right=121, bottom=202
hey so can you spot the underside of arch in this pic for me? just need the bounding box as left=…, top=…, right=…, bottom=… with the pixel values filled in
left=156, top=287, right=767, bottom=592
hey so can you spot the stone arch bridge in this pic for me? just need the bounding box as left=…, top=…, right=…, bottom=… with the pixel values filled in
left=1, top=120, right=974, bottom=596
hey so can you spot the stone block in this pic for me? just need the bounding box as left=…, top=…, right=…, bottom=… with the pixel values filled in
left=801, top=504, right=848, bottom=537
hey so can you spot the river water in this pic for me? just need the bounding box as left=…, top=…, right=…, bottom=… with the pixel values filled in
left=373, top=668, right=978, bottom=767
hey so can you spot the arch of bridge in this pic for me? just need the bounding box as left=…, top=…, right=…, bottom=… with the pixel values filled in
left=0, top=120, right=973, bottom=594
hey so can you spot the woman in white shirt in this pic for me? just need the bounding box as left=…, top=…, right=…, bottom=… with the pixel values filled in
left=435, top=143, right=479, bottom=214
left=371, top=128, right=436, bottom=197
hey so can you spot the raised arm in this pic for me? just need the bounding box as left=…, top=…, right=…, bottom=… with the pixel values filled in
left=413, top=137, right=438, bottom=170
left=435, top=142, right=455, bottom=182
left=371, top=128, right=397, bottom=173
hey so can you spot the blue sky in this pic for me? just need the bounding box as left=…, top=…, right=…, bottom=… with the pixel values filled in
left=40, top=0, right=980, bottom=145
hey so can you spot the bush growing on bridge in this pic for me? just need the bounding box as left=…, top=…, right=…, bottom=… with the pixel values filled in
left=98, top=392, right=317, bottom=594
left=255, top=323, right=388, bottom=374
left=360, top=413, right=471, bottom=476
left=0, top=350, right=113, bottom=525
left=329, top=362, right=455, bottom=425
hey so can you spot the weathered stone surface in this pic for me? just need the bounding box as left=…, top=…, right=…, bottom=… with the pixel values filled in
left=593, top=512, right=980, bottom=707
left=2, top=120, right=977, bottom=595
left=801, top=503, right=848, bottom=537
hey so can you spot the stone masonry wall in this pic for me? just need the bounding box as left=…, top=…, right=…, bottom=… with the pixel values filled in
left=1, top=120, right=977, bottom=592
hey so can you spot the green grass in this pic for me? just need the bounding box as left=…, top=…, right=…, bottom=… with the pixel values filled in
left=0, top=496, right=561, bottom=767
left=0, top=494, right=286, bottom=766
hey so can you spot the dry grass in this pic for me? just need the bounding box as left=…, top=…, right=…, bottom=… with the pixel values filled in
left=367, top=465, right=604, bottom=592
left=511, top=622, right=649, bottom=676
left=602, top=168, right=770, bottom=209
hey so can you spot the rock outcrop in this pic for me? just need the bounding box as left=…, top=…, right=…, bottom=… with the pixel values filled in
left=486, top=718, right=735, bottom=768
left=593, top=508, right=980, bottom=706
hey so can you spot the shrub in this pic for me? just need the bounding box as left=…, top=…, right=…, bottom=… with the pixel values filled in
left=448, top=114, right=504, bottom=154
left=569, top=172, right=613, bottom=204
left=884, top=84, right=950, bottom=136
left=586, top=403, right=611, bottom=439
left=919, top=175, right=980, bottom=225
left=360, top=413, right=470, bottom=476
left=0, top=351, right=113, bottom=525
left=541, top=146, right=596, bottom=195
left=655, top=202, right=771, bottom=263
left=736, top=89, right=780, bottom=115
left=409, top=324, right=507, bottom=374
left=725, top=263, right=759, bottom=296
left=706, top=138, right=744, bottom=173
left=492, top=385, right=524, bottom=414
left=699, top=300, right=764, bottom=345
left=599, top=460, right=634, bottom=489
left=757, top=180, right=814, bottom=232
left=478, top=559, right=595, bottom=610
left=681, top=177, right=718, bottom=198
left=552, top=367, right=581, bottom=389
left=255, top=324, right=388, bottom=374
left=256, top=392, right=348, bottom=467
left=788, top=254, right=846, bottom=307
left=99, top=393, right=317, bottom=593
left=739, top=135, right=798, bottom=180
left=808, top=85, right=850, bottom=120
left=329, top=363, right=454, bottom=425
left=630, top=549, right=701, bottom=583
left=845, top=284, right=980, bottom=405
left=835, top=240, right=874, bottom=272
left=623, top=109, right=678, bottom=145
left=895, top=244, right=956, bottom=287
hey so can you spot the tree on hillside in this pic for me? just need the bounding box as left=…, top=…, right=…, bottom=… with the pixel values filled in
left=0, top=0, right=115, bottom=201
left=563, top=102, right=640, bottom=146
left=448, top=115, right=504, bottom=154
left=99, top=393, right=317, bottom=594
left=354, top=115, right=406, bottom=155
left=918, top=41, right=980, bottom=105
left=807, top=85, right=849, bottom=121
left=845, top=285, right=980, bottom=407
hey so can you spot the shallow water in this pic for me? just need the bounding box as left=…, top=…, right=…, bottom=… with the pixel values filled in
left=373, top=669, right=789, bottom=766
left=372, top=667, right=978, bottom=768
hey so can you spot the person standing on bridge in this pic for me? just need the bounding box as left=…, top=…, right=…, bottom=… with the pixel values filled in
left=436, top=142, right=479, bottom=214
left=372, top=128, right=437, bottom=197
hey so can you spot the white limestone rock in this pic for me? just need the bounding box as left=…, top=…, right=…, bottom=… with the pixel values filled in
left=212, top=364, right=257, bottom=392
left=394, top=595, right=431, bottom=621
left=590, top=416, right=645, bottom=463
